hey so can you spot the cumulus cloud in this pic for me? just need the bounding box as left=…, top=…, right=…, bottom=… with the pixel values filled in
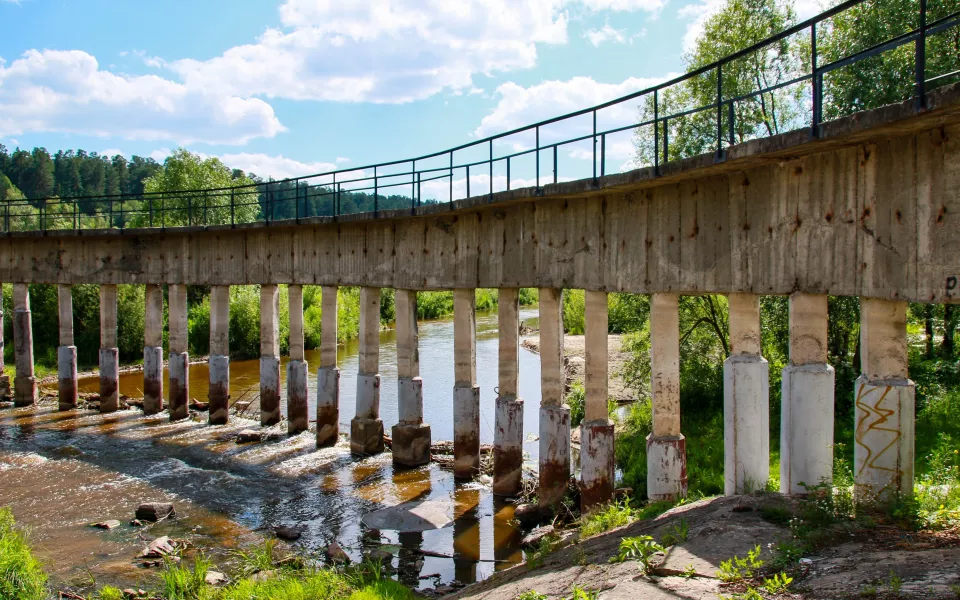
left=0, top=50, right=285, bottom=144
left=583, top=23, right=627, bottom=46
left=217, top=152, right=340, bottom=179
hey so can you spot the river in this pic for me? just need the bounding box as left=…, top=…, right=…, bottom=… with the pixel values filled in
left=0, top=307, right=544, bottom=593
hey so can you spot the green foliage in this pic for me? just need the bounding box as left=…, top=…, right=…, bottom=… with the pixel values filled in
left=0, top=507, right=47, bottom=600
left=580, top=498, right=636, bottom=537
left=231, top=539, right=278, bottom=577
left=161, top=554, right=213, bottom=600
left=761, top=572, right=793, bottom=594
left=416, top=291, right=454, bottom=320
left=566, top=381, right=586, bottom=428
left=568, top=586, right=598, bottom=600
left=611, top=536, right=665, bottom=574
left=97, top=587, right=126, bottom=600
left=660, top=518, right=689, bottom=546
left=563, top=289, right=585, bottom=335
left=717, top=545, right=764, bottom=583
left=888, top=571, right=903, bottom=597
left=515, top=591, right=548, bottom=600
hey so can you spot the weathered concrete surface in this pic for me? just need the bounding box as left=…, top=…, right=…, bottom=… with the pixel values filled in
left=648, top=293, right=686, bottom=501
left=57, top=284, right=77, bottom=410
left=392, top=420, right=432, bottom=467
left=260, top=284, right=281, bottom=426
left=647, top=434, right=688, bottom=501
left=259, top=356, right=281, bottom=426
left=393, top=289, right=431, bottom=466
left=454, top=289, right=479, bottom=479
left=316, top=366, right=340, bottom=447
left=581, top=419, right=615, bottom=513
left=13, top=284, right=36, bottom=406
left=208, top=285, right=230, bottom=425
left=286, top=359, right=309, bottom=434
left=6, top=86, right=960, bottom=306
left=168, top=284, right=189, bottom=422
left=0, top=285, right=7, bottom=398
left=539, top=404, right=571, bottom=511
left=352, top=287, right=383, bottom=453
left=494, top=288, right=523, bottom=497
left=143, top=284, right=164, bottom=415
left=98, top=285, right=119, bottom=413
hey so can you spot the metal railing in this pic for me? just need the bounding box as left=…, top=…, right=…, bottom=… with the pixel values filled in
left=3, top=0, right=958, bottom=234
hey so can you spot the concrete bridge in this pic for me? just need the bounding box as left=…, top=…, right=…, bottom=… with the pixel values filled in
left=2, top=84, right=960, bottom=514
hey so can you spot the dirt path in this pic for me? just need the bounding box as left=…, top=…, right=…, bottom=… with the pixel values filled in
left=521, top=334, right=633, bottom=404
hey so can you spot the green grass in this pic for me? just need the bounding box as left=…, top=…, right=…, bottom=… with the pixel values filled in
left=580, top=499, right=636, bottom=537
left=0, top=507, right=47, bottom=600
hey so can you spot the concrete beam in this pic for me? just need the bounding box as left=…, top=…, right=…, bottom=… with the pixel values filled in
left=855, top=298, right=914, bottom=503
left=723, top=293, right=769, bottom=495
left=260, top=284, right=281, bottom=427
left=12, top=284, right=35, bottom=406
left=208, top=285, right=230, bottom=425
left=351, top=286, right=383, bottom=454
left=781, top=292, right=835, bottom=494
left=55, top=284, right=78, bottom=411
left=287, top=284, right=309, bottom=435
left=648, top=293, right=687, bottom=501
left=494, top=288, right=523, bottom=497
left=393, top=289, right=430, bottom=467
left=454, top=289, right=480, bottom=478
left=582, top=290, right=614, bottom=511
left=539, top=288, right=570, bottom=510
left=143, top=284, right=164, bottom=415
left=317, top=285, right=340, bottom=447
left=99, top=284, right=119, bottom=413
left=168, top=284, right=189, bottom=421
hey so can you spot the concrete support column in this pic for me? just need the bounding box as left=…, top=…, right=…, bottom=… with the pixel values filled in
left=854, top=298, right=914, bottom=503
left=259, top=284, right=281, bottom=426
left=539, top=288, right=570, bottom=510
left=287, top=284, right=309, bottom=434
left=454, top=289, right=480, bottom=479
left=316, top=286, right=340, bottom=447
left=208, top=285, right=230, bottom=425
left=723, top=293, right=770, bottom=495
left=0, top=284, right=8, bottom=399
left=582, top=290, right=614, bottom=512
left=351, top=287, right=383, bottom=454
left=493, top=288, right=523, bottom=497
left=647, top=293, right=687, bottom=501
left=168, top=285, right=189, bottom=422
left=143, top=284, right=164, bottom=415
left=13, top=284, right=36, bottom=406
left=392, top=289, right=431, bottom=466
left=57, top=284, right=78, bottom=410
left=99, top=284, right=120, bottom=413
left=781, top=292, right=835, bottom=494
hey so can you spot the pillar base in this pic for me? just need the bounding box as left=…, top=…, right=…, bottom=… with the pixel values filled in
left=398, top=377, right=423, bottom=424
left=143, top=346, right=164, bottom=415
left=647, top=434, right=687, bottom=501
left=99, top=347, right=119, bottom=413
left=260, top=356, right=281, bottom=426
left=493, top=396, right=524, bottom=497
left=168, top=352, right=189, bottom=422
left=208, top=354, right=230, bottom=425
left=316, top=366, right=340, bottom=447
left=58, top=345, right=78, bottom=411
left=581, top=419, right=615, bottom=512
left=13, top=376, right=37, bottom=407
left=723, top=354, right=770, bottom=495
left=351, top=418, right=384, bottom=455
left=539, top=404, right=571, bottom=510
left=392, top=422, right=432, bottom=467
left=0, top=374, right=9, bottom=399
left=854, top=376, right=915, bottom=504
left=454, top=384, right=481, bottom=480
left=781, top=363, right=835, bottom=494
left=355, top=373, right=380, bottom=419
left=287, top=359, right=309, bottom=435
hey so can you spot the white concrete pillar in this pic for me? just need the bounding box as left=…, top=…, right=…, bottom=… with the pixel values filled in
left=167, top=284, right=189, bottom=421
left=454, top=289, right=481, bottom=479
left=494, top=288, right=523, bottom=497
left=351, top=286, right=383, bottom=454
left=12, top=284, right=36, bottom=406
left=317, top=285, right=340, bottom=447
left=539, top=288, right=570, bottom=510
left=724, top=293, right=770, bottom=495
left=780, top=292, right=835, bottom=494
left=393, top=289, right=431, bottom=466
left=57, top=284, right=78, bottom=411
left=208, top=285, right=230, bottom=425
left=143, top=284, right=164, bottom=415
left=647, top=293, right=687, bottom=501
left=855, top=298, right=914, bottom=503
left=99, top=284, right=120, bottom=413
left=0, top=284, right=7, bottom=399
left=582, top=290, right=614, bottom=512
left=287, top=284, right=309, bottom=434
left=260, top=284, right=281, bottom=426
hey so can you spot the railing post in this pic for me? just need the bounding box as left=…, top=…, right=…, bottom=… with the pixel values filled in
left=449, top=151, right=453, bottom=206
left=466, top=165, right=471, bottom=198
left=489, top=139, right=493, bottom=199
left=188, top=194, right=192, bottom=227
left=331, top=174, right=336, bottom=219
left=664, top=117, right=670, bottom=163
left=916, top=0, right=927, bottom=111
left=553, top=145, right=558, bottom=184
left=73, top=199, right=78, bottom=231
left=40, top=199, right=44, bottom=232
left=295, top=180, right=301, bottom=223
left=600, top=134, right=606, bottom=177
left=811, top=22, right=820, bottom=137
left=592, top=109, right=597, bottom=180
left=374, top=166, right=379, bottom=216
left=506, top=156, right=511, bottom=191
left=536, top=126, right=540, bottom=188
left=230, top=188, right=235, bottom=227
left=716, top=63, right=724, bottom=158
left=654, top=89, right=660, bottom=175
left=203, top=189, right=208, bottom=225
left=119, top=197, right=124, bottom=231
left=417, top=171, right=421, bottom=207
left=411, top=160, right=416, bottom=214
left=729, top=101, right=736, bottom=146
left=149, top=194, right=154, bottom=227
left=109, top=197, right=113, bottom=229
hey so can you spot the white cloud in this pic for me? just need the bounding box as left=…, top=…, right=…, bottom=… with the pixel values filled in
left=584, top=23, right=627, bottom=46
left=217, top=153, right=339, bottom=179
left=0, top=50, right=285, bottom=145
left=795, top=0, right=824, bottom=20
left=420, top=171, right=575, bottom=201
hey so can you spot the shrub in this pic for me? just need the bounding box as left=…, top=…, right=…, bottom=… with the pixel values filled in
left=0, top=507, right=47, bottom=600
left=611, top=536, right=664, bottom=574
left=566, top=381, right=586, bottom=428
left=580, top=499, right=635, bottom=537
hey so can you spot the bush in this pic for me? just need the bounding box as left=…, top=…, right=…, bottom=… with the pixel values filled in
left=0, top=507, right=47, bottom=600
left=581, top=499, right=636, bottom=537
left=567, top=381, right=586, bottom=428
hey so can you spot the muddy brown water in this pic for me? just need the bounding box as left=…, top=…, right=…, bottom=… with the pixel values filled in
left=0, top=309, right=543, bottom=593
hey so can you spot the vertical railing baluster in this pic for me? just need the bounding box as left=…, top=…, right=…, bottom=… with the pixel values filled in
left=601, top=134, right=606, bottom=177
left=231, top=189, right=235, bottom=227
left=536, top=126, right=540, bottom=188
left=411, top=160, right=416, bottom=213
left=417, top=171, right=421, bottom=207
left=489, top=139, right=493, bottom=199
left=917, top=0, right=927, bottom=110
left=188, top=193, right=193, bottom=227
left=467, top=165, right=471, bottom=198
left=664, top=117, right=670, bottom=163
left=374, top=166, right=379, bottom=216
left=507, top=156, right=511, bottom=191
left=716, top=63, right=724, bottom=158
left=295, top=180, right=301, bottom=223
left=449, top=152, right=453, bottom=206
left=109, top=197, right=114, bottom=229
left=149, top=194, right=154, bottom=227
left=203, top=189, right=208, bottom=225
left=811, top=22, right=820, bottom=137
left=654, top=89, right=660, bottom=175
left=331, top=174, right=336, bottom=219
left=592, top=110, right=597, bottom=180
left=729, top=101, right=736, bottom=146
left=553, top=145, right=558, bottom=185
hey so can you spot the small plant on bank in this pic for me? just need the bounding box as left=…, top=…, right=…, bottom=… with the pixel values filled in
left=568, top=586, right=598, bottom=600
left=948, top=583, right=960, bottom=598
left=161, top=554, right=212, bottom=600
left=516, top=591, right=548, bottom=600
left=859, top=585, right=879, bottom=597
left=660, top=518, right=689, bottom=546
left=580, top=498, right=635, bottom=537
left=888, top=571, right=903, bottom=597
left=682, top=564, right=697, bottom=579
left=761, top=572, right=793, bottom=594
left=97, top=586, right=126, bottom=600
left=717, top=545, right=764, bottom=583
left=526, top=533, right=561, bottom=570
left=232, top=539, right=278, bottom=576
left=611, top=536, right=664, bottom=574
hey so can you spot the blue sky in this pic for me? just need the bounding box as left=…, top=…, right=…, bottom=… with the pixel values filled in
left=0, top=0, right=821, bottom=184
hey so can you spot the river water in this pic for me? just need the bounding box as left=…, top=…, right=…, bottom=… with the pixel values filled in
left=0, top=308, right=543, bottom=593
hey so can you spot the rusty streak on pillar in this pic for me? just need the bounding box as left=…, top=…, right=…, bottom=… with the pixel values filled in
left=393, top=289, right=431, bottom=466
left=351, top=287, right=383, bottom=454
left=316, top=285, right=340, bottom=447
left=208, top=285, right=230, bottom=425
left=493, top=288, right=523, bottom=497
left=168, top=285, right=189, bottom=421
left=854, top=298, right=914, bottom=503
left=287, top=284, right=309, bottom=435
left=260, top=284, right=281, bottom=426
left=99, top=284, right=120, bottom=413
left=581, top=290, right=615, bottom=513
left=143, top=284, right=164, bottom=415
left=454, top=288, right=481, bottom=479
left=13, top=284, right=36, bottom=406
left=539, top=288, right=570, bottom=510
left=57, top=284, right=78, bottom=411
left=647, top=293, right=687, bottom=501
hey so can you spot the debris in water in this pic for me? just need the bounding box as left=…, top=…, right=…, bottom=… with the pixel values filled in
left=140, top=536, right=177, bottom=558
left=135, top=502, right=175, bottom=522
left=92, top=519, right=121, bottom=530
left=274, top=524, right=304, bottom=541
left=326, top=542, right=350, bottom=564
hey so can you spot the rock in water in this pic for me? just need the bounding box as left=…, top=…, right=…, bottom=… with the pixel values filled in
left=366, top=549, right=393, bottom=564
left=204, top=571, right=227, bottom=586
left=514, top=503, right=542, bottom=528
left=93, top=519, right=121, bottom=530
left=236, top=429, right=265, bottom=444
left=274, top=524, right=303, bottom=541
left=326, top=542, right=350, bottom=564
left=520, top=525, right=556, bottom=549
left=135, top=502, right=175, bottom=522
left=141, top=536, right=175, bottom=558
